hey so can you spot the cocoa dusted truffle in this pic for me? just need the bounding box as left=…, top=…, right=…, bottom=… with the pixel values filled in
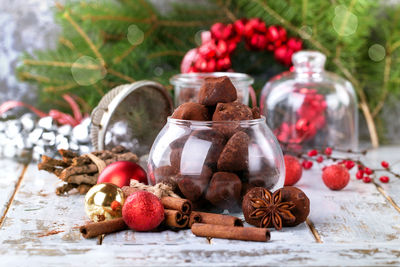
left=217, top=131, right=249, bottom=171
left=178, top=166, right=213, bottom=201
left=198, top=76, right=237, bottom=106
left=252, top=106, right=261, bottom=119
left=171, top=102, right=209, bottom=121
left=212, top=102, right=253, bottom=121
left=280, top=186, right=310, bottom=227
left=154, top=165, right=179, bottom=191
left=205, top=172, right=242, bottom=210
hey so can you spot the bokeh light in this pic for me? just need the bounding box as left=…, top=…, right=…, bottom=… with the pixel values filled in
left=127, top=24, right=144, bottom=45
left=332, top=5, right=358, bottom=36
left=368, top=44, right=386, bottom=62
left=71, top=56, right=106, bottom=86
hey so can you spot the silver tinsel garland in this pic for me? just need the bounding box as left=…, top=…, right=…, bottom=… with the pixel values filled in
left=0, top=112, right=92, bottom=163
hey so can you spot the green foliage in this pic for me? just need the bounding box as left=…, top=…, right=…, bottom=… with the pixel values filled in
left=17, top=0, right=400, bottom=144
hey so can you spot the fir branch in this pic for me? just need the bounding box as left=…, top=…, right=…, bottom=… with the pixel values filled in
left=107, top=68, right=135, bottom=83
left=62, top=11, right=105, bottom=66
left=372, top=48, right=392, bottom=118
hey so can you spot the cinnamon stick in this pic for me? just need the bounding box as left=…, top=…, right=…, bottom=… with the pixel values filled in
left=164, top=209, right=189, bottom=228
left=161, top=197, right=192, bottom=215
left=191, top=223, right=270, bottom=242
left=194, top=212, right=243, bottom=227
left=80, top=218, right=127, bottom=239
left=189, top=212, right=202, bottom=227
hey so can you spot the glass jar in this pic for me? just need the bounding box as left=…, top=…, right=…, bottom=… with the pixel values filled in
left=260, top=51, right=358, bottom=150
left=147, top=116, right=284, bottom=212
left=170, top=72, right=253, bottom=106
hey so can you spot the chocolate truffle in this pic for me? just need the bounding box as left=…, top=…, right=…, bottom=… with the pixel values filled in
left=217, top=131, right=249, bottom=171
left=252, top=106, right=261, bottom=119
left=178, top=166, right=213, bottom=201
left=242, top=187, right=266, bottom=227
left=154, top=165, right=179, bottom=191
left=198, top=76, right=237, bottom=106
left=212, top=102, right=253, bottom=121
left=280, top=186, right=310, bottom=227
left=171, top=102, right=209, bottom=121
left=205, top=172, right=242, bottom=210
left=190, top=130, right=226, bottom=168
left=170, top=148, right=182, bottom=170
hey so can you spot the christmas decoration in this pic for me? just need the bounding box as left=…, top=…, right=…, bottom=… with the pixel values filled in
left=97, top=161, right=147, bottom=188
left=285, top=146, right=400, bottom=185
left=149, top=76, right=284, bottom=212
left=322, top=164, right=350, bottom=190
left=181, top=18, right=303, bottom=73
left=38, top=146, right=138, bottom=195
left=284, top=155, right=303, bottom=186
left=122, top=191, right=165, bottom=231
left=84, top=183, right=126, bottom=222
left=17, top=1, right=400, bottom=146
left=261, top=51, right=357, bottom=150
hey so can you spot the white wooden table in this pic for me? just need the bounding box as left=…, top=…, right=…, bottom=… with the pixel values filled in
left=0, top=146, right=399, bottom=266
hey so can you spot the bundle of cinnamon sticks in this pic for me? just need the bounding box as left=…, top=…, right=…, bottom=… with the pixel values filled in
left=80, top=192, right=270, bottom=242
left=38, top=146, right=138, bottom=195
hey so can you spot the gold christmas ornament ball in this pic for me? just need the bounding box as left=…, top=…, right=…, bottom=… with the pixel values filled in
left=84, top=183, right=126, bottom=222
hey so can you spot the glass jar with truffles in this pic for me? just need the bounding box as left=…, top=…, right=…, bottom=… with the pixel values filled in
left=170, top=72, right=253, bottom=106
left=148, top=76, right=284, bottom=212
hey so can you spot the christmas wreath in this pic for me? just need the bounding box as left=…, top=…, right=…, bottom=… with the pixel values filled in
left=181, top=18, right=303, bottom=73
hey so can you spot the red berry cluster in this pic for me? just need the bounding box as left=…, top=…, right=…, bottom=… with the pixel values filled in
left=183, top=18, right=303, bottom=73
left=276, top=88, right=327, bottom=145
left=293, top=147, right=398, bottom=186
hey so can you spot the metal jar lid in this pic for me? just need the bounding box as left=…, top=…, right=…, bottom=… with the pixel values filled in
left=90, top=80, right=173, bottom=157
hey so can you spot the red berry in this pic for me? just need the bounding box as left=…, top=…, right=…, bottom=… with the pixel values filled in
left=316, top=156, right=324, bottom=163
left=364, top=167, right=373, bottom=175
left=381, top=161, right=389, bottom=169
left=355, top=170, right=364, bottom=179
left=344, top=160, right=355, bottom=170
left=363, top=176, right=372, bottom=183
left=379, top=176, right=389, bottom=183
left=302, top=160, right=313, bottom=170
left=324, top=147, right=332, bottom=155
left=122, top=191, right=164, bottom=232
left=307, top=149, right=318, bottom=157
left=322, top=164, right=350, bottom=190
left=111, top=200, right=121, bottom=211
left=284, top=155, right=303, bottom=186
left=357, top=164, right=364, bottom=170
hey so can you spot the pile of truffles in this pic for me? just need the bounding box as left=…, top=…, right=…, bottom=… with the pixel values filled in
left=153, top=76, right=279, bottom=212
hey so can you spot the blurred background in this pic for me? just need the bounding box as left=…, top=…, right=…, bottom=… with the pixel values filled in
left=0, top=0, right=399, bottom=154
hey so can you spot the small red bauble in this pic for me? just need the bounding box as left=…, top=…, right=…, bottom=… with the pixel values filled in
left=322, top=164, right=350, bottom=190
left=302, top=160, right=313, bottom=170
left=379, top=176, right=389, bottom=183
left=381, top=161, right=389, bottom=169
left=307, top=149, right=318, bottom=157
left=364, top=167, right=373, bottom=175
left=122, top=191, right=165, bottom=231
left=97, top=161, right=147, bottom=188
left=284, top=155, right=303, bottom=186
left=363, top=176, right=372, bottom=183
left=324, top=147, right=332, bottom=156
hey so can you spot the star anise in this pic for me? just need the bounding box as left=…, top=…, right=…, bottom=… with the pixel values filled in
left=249, top=188, right=296, bottom=230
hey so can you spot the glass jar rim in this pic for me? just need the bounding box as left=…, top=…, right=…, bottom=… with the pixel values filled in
left=170, top=72, right=254, bottom=86
left=167, top=115, right=266, bottom=126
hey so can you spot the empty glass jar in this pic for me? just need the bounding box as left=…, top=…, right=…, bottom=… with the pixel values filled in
left=260, top=51, right=358, bottom=150
left=147, top=116, right=284, bottom=212
left=170, top=72, right=253, bottom=106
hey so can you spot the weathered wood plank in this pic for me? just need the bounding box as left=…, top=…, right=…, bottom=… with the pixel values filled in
left=298, top=166, right=400, bottom=243
left=0, top=243, right=399, bottom=266
left=0, top=159, right=24, bottom=226
left=0, top=164, right=95, bottom=246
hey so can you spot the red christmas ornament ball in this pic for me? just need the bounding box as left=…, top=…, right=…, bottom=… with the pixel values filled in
left=322, top=164, right=350, bottom=190
left=122, top=191, right=164, bottom=231
left=97, top=161, right=147, bottom=188
left=284, top=155, right=303, bottom=186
